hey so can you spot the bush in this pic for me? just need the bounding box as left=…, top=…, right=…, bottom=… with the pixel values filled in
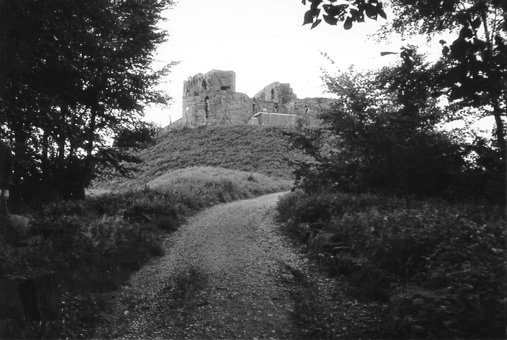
left=1, top=168, right=290, bottom=338
left=291, top=57, right=504, bottom=205
left=0, top=189, right=174, bottom=338
left=276, top=191, right=506, bottom=338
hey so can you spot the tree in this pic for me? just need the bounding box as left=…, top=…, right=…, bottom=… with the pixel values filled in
left=387, top=0, right=506, bottom=163
left=301, top=0, right=506, bottom=164
left=0, top=0, right=172, bottom=202
left=301, top=0, right=387, bottom=29
left=292, top=50, right=464, bottom=199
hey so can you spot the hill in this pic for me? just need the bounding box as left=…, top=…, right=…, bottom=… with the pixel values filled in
left=94, top=125, right=301, bottom=191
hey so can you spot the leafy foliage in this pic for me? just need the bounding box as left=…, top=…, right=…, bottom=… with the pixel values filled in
left=0, top=0, right=172, bottom=202
left=291, top=53, right=469, bottom=200
left=292, top=2, right=506, bottom=337
left=301, top=0, right=506, bottom=165
left=301, top=0, right=387, bottom=30
left=0, top=197, right=164, bottom=338
left=382, top=0, right=506, bottom=162
left=277, top=191, right=506, bottom=338
left=114, top=122, right=160, bottom=149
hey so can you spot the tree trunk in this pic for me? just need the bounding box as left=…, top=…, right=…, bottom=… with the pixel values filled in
left=491, top=96, right=506, bottom=161
left=41, top=129, right=49, bottom=177
left=490, top=95, right=506, bottom=206
left=12, top=117, right=28, bottom=205
left=82, top=106, right=98, bottom=195
left=57, top=105, right=69, bottom=164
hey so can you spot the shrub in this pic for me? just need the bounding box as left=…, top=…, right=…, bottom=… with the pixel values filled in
left=0, top=189, right=174, bottom=338
left=277, top=190, right=336, bottom=224
left=291, top=57, right=503, bottom=204
left=2, top=168, right=290, bottom=338
left=276, top=191, right=506, bottom=338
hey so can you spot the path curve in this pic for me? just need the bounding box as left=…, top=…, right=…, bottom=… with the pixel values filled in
left=97, top=192, right=306, bottom=339
left=96, top=192, right=382, bottom=339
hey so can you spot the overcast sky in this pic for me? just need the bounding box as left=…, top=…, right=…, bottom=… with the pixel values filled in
left=143, top=0, right=441, bottom=127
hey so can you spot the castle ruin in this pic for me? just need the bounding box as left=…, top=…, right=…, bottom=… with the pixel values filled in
left=177, top=69, right=333, bottom=128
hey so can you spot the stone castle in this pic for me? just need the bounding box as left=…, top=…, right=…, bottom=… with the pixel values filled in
left=172, top=70, right=333, bottom=128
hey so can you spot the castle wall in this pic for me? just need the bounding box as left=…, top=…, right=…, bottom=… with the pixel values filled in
left=183, top=90, right=252, bottom=127
left=254, top=82, right=297, bottom=105
left=248, top=112, right=297, bottom=126
left=210, top=91, right=251, bottom=125
left=183, top=70, right=240, bottom=127
left=183, top=73, right=206, bottom=96
left=179, top=69, right=334, bottom=129
left=284, top=98, right=334, bottom=127
left=183, top=70, right=236, bottom=96
left=252, top=99, right=283, bottom=114
left=205, top=70, right=236, bottom=92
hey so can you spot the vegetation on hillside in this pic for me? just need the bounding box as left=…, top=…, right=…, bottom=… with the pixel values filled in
left=291, top=49, right=503, bottom=202
left=147, top=166, right=291, bottom=202
left=94, top=125, right=301, bottom=192
left=277, top=191, right=505, bottom=338
left=0, top=166, right=290, bottom=339
left=277, top=33, right=505, bottom=338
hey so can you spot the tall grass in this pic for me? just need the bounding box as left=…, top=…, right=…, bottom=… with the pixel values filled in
left=93, top=125, right=302, bottom=191
left=2, top=166, right=291, bottom=339
left=147, top=166, right=291, bottom=205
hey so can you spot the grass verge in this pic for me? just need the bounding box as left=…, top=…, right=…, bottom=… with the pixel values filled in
left=0, top=166, right=290, bottom=339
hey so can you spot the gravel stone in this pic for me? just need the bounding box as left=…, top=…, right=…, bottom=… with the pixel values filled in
left=95, top=192, right=382, bottom=339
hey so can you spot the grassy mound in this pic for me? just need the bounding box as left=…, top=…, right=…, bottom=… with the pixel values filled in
left=147, top=166, right=291, bottom=204
left=95, top=125, right=300, bottom=192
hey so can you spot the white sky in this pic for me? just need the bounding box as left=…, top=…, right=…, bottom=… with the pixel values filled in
left=143, top=0, right=444, bottom=127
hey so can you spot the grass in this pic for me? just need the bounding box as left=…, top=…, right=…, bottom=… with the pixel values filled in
left=147, top=166, right=292, bottom=204
left=94, top=125, right=302, bottom=191
left=1, top=165, right=291, bottom=339
left=3, top=124, right=297, bottom=338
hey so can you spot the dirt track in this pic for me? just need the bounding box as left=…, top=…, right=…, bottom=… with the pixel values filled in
left=96, top=192, right=381, bottom=339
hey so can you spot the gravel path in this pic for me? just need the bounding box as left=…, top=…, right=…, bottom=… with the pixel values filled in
left=95, top=192, right=382, bottom=339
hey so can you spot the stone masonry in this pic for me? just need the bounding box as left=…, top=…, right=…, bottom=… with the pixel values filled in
left=180, top=70, right=333, bottom=128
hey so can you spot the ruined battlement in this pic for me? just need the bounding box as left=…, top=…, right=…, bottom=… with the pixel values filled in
left=178, top=70, right=332, bottom=129
left=183, top=70, right=236, bottom=96
left=254, top=82, right=297, bottom=105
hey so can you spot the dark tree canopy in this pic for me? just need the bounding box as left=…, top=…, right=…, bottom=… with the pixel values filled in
left=301, top=0, right=387, bottom=29
left=301, top=0, right=506, bottom=163
left=0, top=0, right=172, bottom=203
left=293, top=51, right=464, bottom=197
left=387, top=1, right=506, bottom=154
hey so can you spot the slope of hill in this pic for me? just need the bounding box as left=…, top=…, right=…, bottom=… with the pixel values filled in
left=94, top=125, right=301, bottom=191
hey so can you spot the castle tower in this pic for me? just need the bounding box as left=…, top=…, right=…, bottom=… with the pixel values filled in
left=254, top=82, right=297, bottom=108
left=176, top=69, right=330, bottom=129
left=182, top=70, right=251, bottom=127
